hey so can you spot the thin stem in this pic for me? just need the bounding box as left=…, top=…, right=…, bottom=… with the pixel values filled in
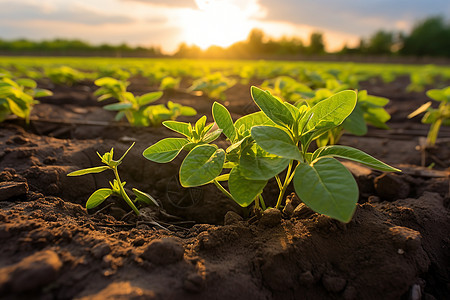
left=113, top=167, right=140, bottom=215
left=275, top=175, right=282, bottom=190
left=259, top=194, right=267, bottom=210
left=275, top=160, right=294, bottom=209
left=254, top=194, right=260, bottom=210
left=213, top=180, right=234, bottom=201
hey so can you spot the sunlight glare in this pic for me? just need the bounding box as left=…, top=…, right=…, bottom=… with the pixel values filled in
left=180, top=0, right=255, bottom=49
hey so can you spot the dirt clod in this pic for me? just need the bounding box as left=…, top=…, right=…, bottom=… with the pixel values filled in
left=0, top=249, right=62, bottom=293
left=224, top=211, right=243, bottom=225
left=375, top=173, right=410, bottom=200
left=322, top=275, right=347, bottom=293
left=141, top=238, right=184, bottom=265
left=0, top=181, right=29, bottom=201
left=259, top=208, right=282, bottom=227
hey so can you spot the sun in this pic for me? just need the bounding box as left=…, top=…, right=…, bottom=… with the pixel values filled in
left=179, top=0, right=255, bottom=49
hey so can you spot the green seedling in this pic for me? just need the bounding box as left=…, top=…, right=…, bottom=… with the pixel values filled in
left=144, top=87, right=399, bottom=223
left=159, top=76, right=181, bottom=91
left=94, top=77, right=196, bottom=126
left=408, top=86, right=450, bottom=145
left=188, top=72, right=236, bottom=101
left=45, top=66, right=88, bottom=86
left=0, top=77, right=52, bottom=123
left=67, top=143, right=158, bottom=215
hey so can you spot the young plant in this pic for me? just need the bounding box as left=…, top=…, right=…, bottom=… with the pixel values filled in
left=144, top=87, right=399, bottom=223
left=188, top=72, right=236, bottom=101
left=67, top=143, right=158, bottom=215
left=94, top=77, right=196, bottom=126
left=45, top=66, right=87, bottom=86
left=159, top=76, right=181, bottom=91
left=0, top=77, right=52, bottom=123
left=408, top=86, right=450, bottom=145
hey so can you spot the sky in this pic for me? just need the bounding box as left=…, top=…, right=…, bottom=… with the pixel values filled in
left=0, top=0, right=448, bottom=53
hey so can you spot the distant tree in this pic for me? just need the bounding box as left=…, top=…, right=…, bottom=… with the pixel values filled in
left=247, top=28, right=265, bottom=54
left=307, top=32, right=325, bottom=54
left=366, top=30, right=394, bottom=55
left=400, top=16, right=450, bottom=57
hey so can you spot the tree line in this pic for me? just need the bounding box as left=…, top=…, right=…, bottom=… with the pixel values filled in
left=0, top=16, right=448, bottom=58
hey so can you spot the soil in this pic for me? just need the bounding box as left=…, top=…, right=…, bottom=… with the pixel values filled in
left=0, top=75, right=449, bottom=300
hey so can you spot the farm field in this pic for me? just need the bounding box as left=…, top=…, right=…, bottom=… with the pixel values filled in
left=0, top=57, right=449, bottom=299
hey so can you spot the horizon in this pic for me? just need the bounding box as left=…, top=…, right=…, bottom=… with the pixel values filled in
left=0, top=0, right=448, bottom=54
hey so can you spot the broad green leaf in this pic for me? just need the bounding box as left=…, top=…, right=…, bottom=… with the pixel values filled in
left=312, top=145, right=400, bottom=172
left=179, top=144, right=225, bottom=187
left=212, top=102, right=236, bottom=141
left=251, top=126, right=302, bottom=161
left=104, top=102, right=133, bottom=111
left=195, top=116, right=207, bottom=133
left=34, top=88, right=53, bottom=98
left=67, top=166, right=110, bottom=176
left=239, top=146, right=290, bottom=180
left=426, top=89, right=446, bottom=102
left=86, top=188, right=113, bottom=209
left=95, top=77, right=119, bottom=86
left=234, top=111, right=274, bottom=134
left=163, top=121, right=191, bottom=137
left=6, top=98, right=26, bottom=119
left=251, top=86, right=294, bottom=127
left=293, top=158, right=358, bottom=223
left=364, top=106, right=390, bottom=129
left=143, top=138, right=189, bottom=163
left=301, top=90, right=357, bottom=134
left=343, top=104, right=367, bottom=136
left=203, top=129, right=222, bottom=143
left=408, top=101, right=432, bottom=119
left=132, top=188, right=159, bottom=206
left=179, top=106, right=197, bottom=116
left=17, top=78, right=37, bottom=89
left=138, top=91, right=163, bottom=106
left=229, top=166, right=267, bottom=207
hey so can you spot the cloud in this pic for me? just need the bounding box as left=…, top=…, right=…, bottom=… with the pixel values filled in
left=0, top=2, right=136, bottom=25
left=258, top=0, right=450, bottom=36
left=121, top=0, right=196, bottom=8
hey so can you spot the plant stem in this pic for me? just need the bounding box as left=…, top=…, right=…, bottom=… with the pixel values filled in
left=113, top=167, right=140, bottom=215
left=259, top=194, right=267, bottom=210
left=213, top=179, right=234, bottom=201
left=275, top=160, right=294, bottom=209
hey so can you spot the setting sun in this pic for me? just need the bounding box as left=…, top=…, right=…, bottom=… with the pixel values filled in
left=179, top=0, right=256, bottom=49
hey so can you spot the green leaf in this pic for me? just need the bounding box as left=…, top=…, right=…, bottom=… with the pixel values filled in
left=6, top=98, right=27, bottom=119
left=343, top=104, right=367, bottom=136
left=301, top=90, right=357, bottom=134
left=293, top=158, right=358, bottom=223
left=67, top=166, right=110, bottom=176
left=34, top=88, right=53, bottom=98
left=239, top=146, right=290, bottom=180
left=234, top=111, right=274, bottom=135
left=86, top=188, right=113, bottom=209
left=163, top=121, right=191, bottom=138
left=312, top=145, right=400, bottom=172
left=426, top=89, right=446, bottom=102
left=132, top=188, right=159, bottom=206
left=104, top=102, right=133, bottom=111
left=138, top=91, right=163, bottom=106
left=179, top=106, right=197, bottom=116
left=251, top=126, right=302, bottom=160
left=229, top=166, right=267, bottom=207
left=95, top=77, right=119, bottom=86
left=212, top=102, right=236, bottom=141
left=251, top=86, right=294, bottom=127
left=143, top=138, right=189, bottom=163
left=17, top=78, right=37, bottom=89
left=203, top=129, right=222, bottom=143
left=215, top=173, right=230, bottom=181
left=179, top=144, right=225, bottom=187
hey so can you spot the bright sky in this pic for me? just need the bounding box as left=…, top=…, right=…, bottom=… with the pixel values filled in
left=0, top=0, right=448, bottom=53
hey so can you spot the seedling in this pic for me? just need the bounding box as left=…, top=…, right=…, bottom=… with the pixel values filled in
left=0, top=77, right=52, bottom=123
left=188, top=72, right=236, bottom=101
left=144, top=87, right=399, bottom=223
left=94, top=77, right=196, bottom=126
left=159, top=76, right=181, bottom=91
left=67, top=143, right=158, bottom=215
left=408, top=86, right=450, bottom=145
left=45, top=66, right=88, bottom=86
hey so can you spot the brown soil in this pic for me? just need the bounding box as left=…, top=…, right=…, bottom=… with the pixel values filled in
left=0, top=76, right=449, bottom=299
